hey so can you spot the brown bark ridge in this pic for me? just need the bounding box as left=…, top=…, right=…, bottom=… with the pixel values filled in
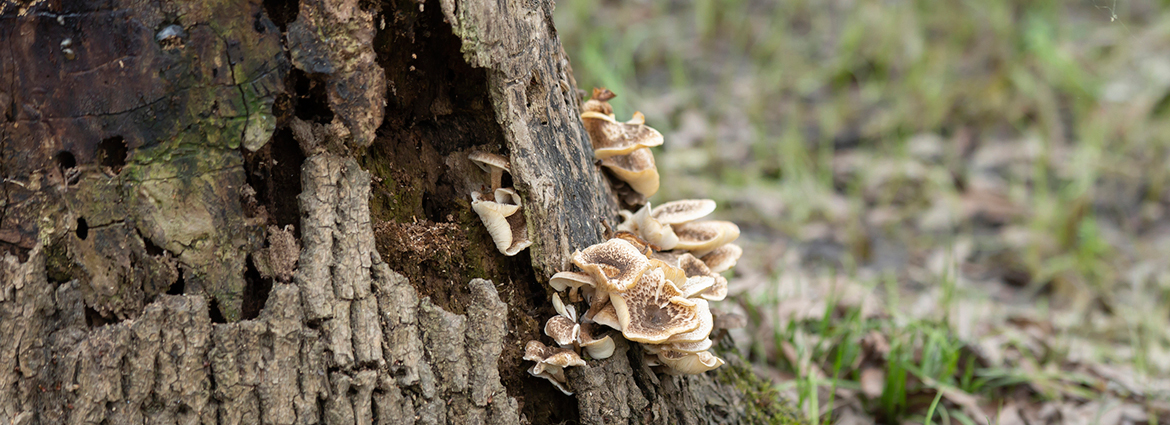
left=0, top=0, right=801, bottom=424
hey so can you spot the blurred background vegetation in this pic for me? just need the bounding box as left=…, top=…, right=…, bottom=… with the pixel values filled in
left=556, top=1, right=1170, bottom=423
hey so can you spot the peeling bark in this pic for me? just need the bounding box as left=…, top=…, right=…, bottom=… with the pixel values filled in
left=0, top=0, right=800, bottom=424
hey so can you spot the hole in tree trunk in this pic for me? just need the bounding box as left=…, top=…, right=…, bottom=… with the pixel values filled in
left=75, top=217, right=88, bottom=240
left=239, top=255, right=272, bottom=320
left=97, top=136, right=127, bottom=175
left=208, top=297, right=227, bottom=324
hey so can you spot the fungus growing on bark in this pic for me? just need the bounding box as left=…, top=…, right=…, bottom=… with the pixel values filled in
left=600, top=148, right=660, bottom=197
left=580, top=110, right=664, bottom=159
left=657, top=349, right=725, bottom=375
left=609, top=268, right=703, bottom=344
left=701, top=243, right=742, bottom=273
left=672, top=220, right=740, bottom=256
left=470, top=189, right=531, bottom=256
left=524, top=341, right=586, bottom=395
left=577, top=322, right=616, bottom=359
left=571, top=238, right=650, bottom=292
left=582, top=87, right=616, bottom=115
left=469, top=151, right=511, bottom=191
left=468, top=152, right=531, bottom=256
left=652, top=199, right=717, bottom=225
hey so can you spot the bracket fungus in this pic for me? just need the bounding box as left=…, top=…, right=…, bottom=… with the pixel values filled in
left=468, top=152, right=531, bottom=256
left=580, top=88, right=663, bottom=198
left=521, top=91, right=746, bottom=391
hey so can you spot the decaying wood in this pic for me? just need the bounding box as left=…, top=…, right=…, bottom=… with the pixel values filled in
left=0, top=0, right=799, bottom=424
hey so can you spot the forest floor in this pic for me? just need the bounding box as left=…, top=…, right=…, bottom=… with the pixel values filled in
left=557, top=1, right=1170, bottom=423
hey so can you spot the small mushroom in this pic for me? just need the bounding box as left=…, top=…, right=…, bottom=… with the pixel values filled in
left=469, top=152, right=511, bottom=191
left=524, top=341, right=586, bottom=395
left=632, top=203, right=679, bottom=250
left=660, top=298, right=714, bottom=344
left=582, top=87, right=616, bottom=115
left=658, top=350, right=724, bottom=375
left=551, top=292, right=577, bottom=322
left=580, top=110, right=664, bottom=159
left=572, top=238, right=651, bottom=293
left=545, top=315, right=580, bottom=346
left=471, top=190, right=520, bottom=251
left=577, top=322, right=616, bottom=359
left=701, top=244, right=742, bottom=273
left=589, top=302, right=622, bottom=331
left=609, top=268, right=703, bottom=344
left=600, top=148, right=660, bottom=197
left=502, top=210, right=533, bottom=256
left=699, top=274, right=728, bottom=302
left=651, top=199, right=717, bottom=225
left=550, top=271, right=596, bottom=301
left=668, top=338, right=713, bottom=354
left=672, top=220, right=740, bottom=256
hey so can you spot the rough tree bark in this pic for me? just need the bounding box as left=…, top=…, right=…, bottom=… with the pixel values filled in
left=0, top=0, right=800, bottom=424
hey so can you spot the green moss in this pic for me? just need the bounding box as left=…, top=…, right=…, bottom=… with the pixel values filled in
left=714, top=339, right=807, bottom=425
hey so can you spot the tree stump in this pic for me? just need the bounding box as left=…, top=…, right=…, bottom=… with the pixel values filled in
left=0, top=0, right=801, bottom=423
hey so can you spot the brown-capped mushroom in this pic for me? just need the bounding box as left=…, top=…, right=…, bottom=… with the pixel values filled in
left=699, top=274, right=728, bottom=302
left=632, top=203, right=679, bottom=250
left=668, top=338, right=713, bottom=354
left=672, top=220, right=740, bottom=256
left=469, top=152, right=511, bottom=191
left=577, top=322, right=615, bottom=359
left=589, top=302, right=622, bottom=331
left=572, top=238, right=651, bottom=293
left=580, top=110, right=665, bottom=159
left=658, top=350, right=724, bottom=375
left=600, top=148, right=660, bottom=197
left=609, top=268, right=703, bottom=344
left=501, top=210, right=533, bottom=256
left=471, top=190, right=520, bottom=252
left=524, top=341, right=586, bottom=395
left=701, top=244, right=742, bottom=273
left=659, top=298, right=713, bottom=344
left=651, top=199, right=717, bottom=224
left=582, top=87, right=616, bottom=115
left=545, top=315, right=580, bottom=347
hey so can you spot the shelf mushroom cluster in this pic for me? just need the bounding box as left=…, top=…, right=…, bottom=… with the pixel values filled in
left=524, top=199, right=743, bottom=393
left=468, top=152, right=532, bottom=256
left=580, top=88, right=664, bottom=199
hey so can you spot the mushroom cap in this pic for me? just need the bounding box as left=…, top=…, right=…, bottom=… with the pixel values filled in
left=658, top=350, right=724, bottom=375
left=577, top=322, right=616, bottom=359
left=669, top=338, right=713, bottom=354
left=613, top=231, right=655, bottom=254
left=545, top=315, right=580, bottom=347
left=672, top=220, right=740, bottom=256
left=549, top=271, right=595, bottom=293
left=609, top=268, right=703, bottom=344
left=551, top=293, right=577, bottom=322
left=471, top=190, right=520, bottom=252
left=501, top=210, right=532, bottom=256
left=701, top=244, right=742, bottom=273
left=572, top=238, right=651, bottom=293
left=699, top=274, right=728, bottom=301
left=528, top=365, right=574, bottom=395
left=651, top=199, right=717, bottom=225
left=600, top=148, right=660, bottom=197
left=633, top=203, right=679, bottom=250
left=590, top=302, right=622, bottom=330
left=616, top=209, right=638, bottom=233
left=676, top=275, right=716, bottom=298
left=580, top=111, right=665, bottom=159
left=648, top=258, right=688, bottom=288
left=661, top=298, right=714, bottom=344
left=468, top=151, right=511, bottom=174
left=582, top=88, right=617, bottom=115
left=678, top=253, right=714, bottom=278
left=648, top=250, right=681, bottom=268
left=524, top=340, right=586, bottom=371
left=493, top=188, right=523, bottom=207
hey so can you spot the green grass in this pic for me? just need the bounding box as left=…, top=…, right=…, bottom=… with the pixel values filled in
left=556, top=0, right=1170, bottom=422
